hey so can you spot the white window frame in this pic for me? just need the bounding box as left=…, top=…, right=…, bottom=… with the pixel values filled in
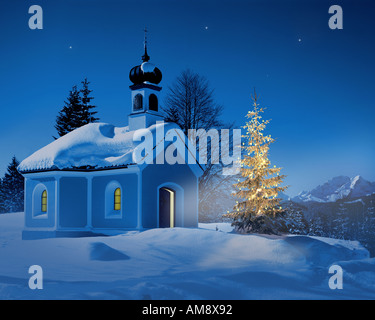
left=32, top=183, right=48, bottom=219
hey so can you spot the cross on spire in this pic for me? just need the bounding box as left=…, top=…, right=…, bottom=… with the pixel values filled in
left=142, top=27, right=150, bottom=62
left=144, top=27, right=148, bottom=47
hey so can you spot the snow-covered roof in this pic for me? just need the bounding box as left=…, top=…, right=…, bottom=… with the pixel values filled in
left=18, top=122, right=188, bottom=173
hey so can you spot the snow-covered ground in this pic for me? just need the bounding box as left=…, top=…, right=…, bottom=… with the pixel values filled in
left=0, top=212, right=374, bottom=300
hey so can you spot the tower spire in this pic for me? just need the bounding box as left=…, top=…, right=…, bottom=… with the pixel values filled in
left=142, top=27, right=150, bottom=62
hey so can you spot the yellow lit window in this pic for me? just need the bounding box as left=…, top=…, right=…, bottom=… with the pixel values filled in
left=41, top=190, right=47, bottom=212
left=114, top=188, right=121, bottom=211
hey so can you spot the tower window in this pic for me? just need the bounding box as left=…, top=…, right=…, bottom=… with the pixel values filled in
left=114, top=188, right=121, bottom=211
left=41, top=190, right=47, bottom=212
left=133, top=94, right=143, bottom=111
left=149, top=94, right=158, bottom=111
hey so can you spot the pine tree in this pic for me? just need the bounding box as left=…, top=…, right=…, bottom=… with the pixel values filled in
left=363, top=196, right=375, bottom=254
left=224, top=91, right=288, bottom=232
left=54, top=79, right=99, bottom=138
left=54, top=85, right=82, bottom=138
left=0, top=178, right=5, bottom=213
left=80, top=77, right=99, bottom=125
left=332, top=203, right=350, bottom=239
left=365, top=198, right=375, bottom=238
left=2, top=156, right=24, bottom=213
left=271, top=201, right=309, bottom=235
left=310, top=211, right=329, bottom=237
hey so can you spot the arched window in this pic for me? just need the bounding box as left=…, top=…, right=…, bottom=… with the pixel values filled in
left=41, top=190, right=47, bottom=212
left=149, top=94, right=158, bottom=111
left=114, top=188, right=121, bottom=211
left=133, top=94, right=143, bottom=111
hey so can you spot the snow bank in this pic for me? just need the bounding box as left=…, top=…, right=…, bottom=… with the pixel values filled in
left=0, top=213, right=374, bottom=299
left=89, top=242, right=130, bottom=261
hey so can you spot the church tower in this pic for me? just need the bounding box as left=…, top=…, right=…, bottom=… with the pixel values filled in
left=128, top=29, right=163, bottom=131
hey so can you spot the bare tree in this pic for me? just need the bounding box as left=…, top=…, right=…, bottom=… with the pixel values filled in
left=163, top=69, right=224, bottom=134
left=163, top=69, right=236, bottom=221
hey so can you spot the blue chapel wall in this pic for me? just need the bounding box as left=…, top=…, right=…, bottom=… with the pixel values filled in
left=24, top=177, right=56, bottom=228
left=91, top=173, right=138, bottom=229
left=59, top=177, right=87, bottom=228
left=142, top=163, right=199, bottom=228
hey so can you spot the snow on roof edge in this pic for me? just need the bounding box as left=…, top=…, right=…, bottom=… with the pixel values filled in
left=17, top=121, right=203, bottom=174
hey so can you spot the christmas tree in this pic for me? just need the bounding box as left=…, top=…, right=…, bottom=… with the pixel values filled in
left=224, top=91, right=288, bottom=232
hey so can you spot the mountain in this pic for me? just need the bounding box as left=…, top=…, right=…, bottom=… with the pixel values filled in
left=287, top=175, right=375, bottom=256
left=292, top=175, right=375, bottom=203
left=278, top=191, right=291, bottom=202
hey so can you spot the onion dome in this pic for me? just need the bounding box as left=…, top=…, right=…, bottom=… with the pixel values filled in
left=129, top=61, right=162, bottom=85
left=129, top=33, right=162, bottom=85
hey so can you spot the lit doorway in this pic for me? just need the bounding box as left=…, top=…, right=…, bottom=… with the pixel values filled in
left=159, top=187, right=175, bottom=228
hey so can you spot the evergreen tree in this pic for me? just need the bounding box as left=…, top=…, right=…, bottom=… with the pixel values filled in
left=2, top=156, right=24, bottom=213
left=0, top=178, right=5, bottom=213
left=363, top=197, right=375, bottom=254
left=309, top=211, right=330, bottom=237
left=80, top=77, right=99, bottom=125
left=224, top=91, right=288, bottom=232
left=332, top=203, right=350, bottom=239
left=365, top=198, right=375, bottom=238
left=280, top=204, right=309, bottom=235
left=54, top=79, right=99, bottom=138
left=54, top=85, right=82, bottom=138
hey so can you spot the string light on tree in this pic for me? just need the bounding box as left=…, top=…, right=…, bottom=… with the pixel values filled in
left=224, top=90, right=288, bottom=232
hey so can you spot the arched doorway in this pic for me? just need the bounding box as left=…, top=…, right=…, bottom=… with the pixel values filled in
left=159, top=187, right=176, bottom=228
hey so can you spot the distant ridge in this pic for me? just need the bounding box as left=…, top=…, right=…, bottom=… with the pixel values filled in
left=292, top=175, right=375, bottom=203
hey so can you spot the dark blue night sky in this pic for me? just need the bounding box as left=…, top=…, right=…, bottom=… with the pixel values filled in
left=0, top=0, right=374, bottom=195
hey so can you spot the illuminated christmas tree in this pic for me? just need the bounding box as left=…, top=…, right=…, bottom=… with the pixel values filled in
left=224, top=91, right=288, bottom=232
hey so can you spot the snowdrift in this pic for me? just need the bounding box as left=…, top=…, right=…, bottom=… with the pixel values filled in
left=0, top=213, right=374, bottom=299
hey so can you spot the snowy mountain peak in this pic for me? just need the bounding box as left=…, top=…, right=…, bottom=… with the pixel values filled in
left=350, top=175, right=364, bottom=188
left=292, top=175, right=375, bottom=203
left=349, top=175, right=375, bottom=198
